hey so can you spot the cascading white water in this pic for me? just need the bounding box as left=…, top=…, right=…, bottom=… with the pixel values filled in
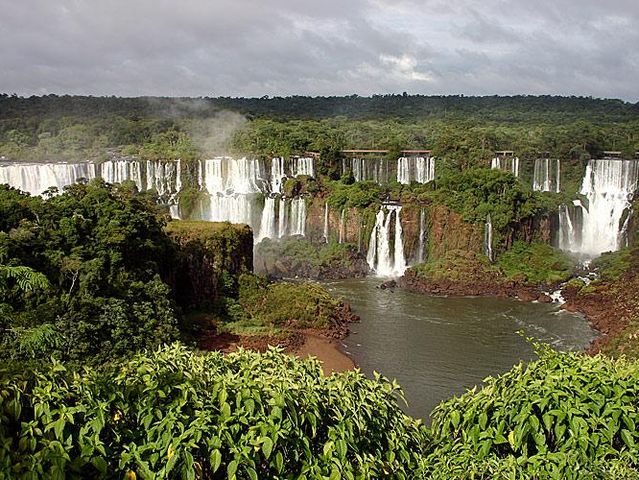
left=491, top=157, right=519, bottom=177
left=0, top=162, right=97, bottom=195
left=270, top=157, right=286, bottom=194
left=257, top=197, right=277, bottom=242
left=558, top=159, right=639, bottom=258
left=292, top=157, right=314, bottom=177
left=0, top=158, right=181, bottom=200
left=289, top=198, right=306, bottom=236
left=533, top=158, right=561, bottom=192
left=418, top=208, right=426, bottom=263
left=397, top=157, right=435, bottom=184
left=278, top=198, right=288, bottom=238
left=342, top=157, right=387, bottom=183
left=484, top=214, right=494, bottom=262
left=198, top=157, right=267, bottom=239
left=339, top=210, right=346, bottom=243
left=366, top=205, right=407, bottom=276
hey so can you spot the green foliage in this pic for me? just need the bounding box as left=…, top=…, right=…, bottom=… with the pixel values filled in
left=497, top=241, right=574, bottom=285
left=234, top=274, right=346, bottom=331
left=431, top=168, right=555, bottom=231
left=0, top=344, right=427, bottom=479
left=591, top=247, right=637, bottom=282
left=409, top=250, right=501, bottom=283
left=254, top=237, right=369, bottom=280
left=425, top=346, right=639, bottom=479
left=0, top=181, right=180, bottom=364
left=326, top=181, right=384, bottom=210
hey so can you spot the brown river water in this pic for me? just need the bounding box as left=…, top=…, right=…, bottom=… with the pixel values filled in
left=324, top=278, right=597, bottom=420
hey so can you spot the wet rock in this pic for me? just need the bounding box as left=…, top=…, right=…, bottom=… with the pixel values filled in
left=538, top=294, right=553, bottom=304
left=379, top=280, right=397, bottom=290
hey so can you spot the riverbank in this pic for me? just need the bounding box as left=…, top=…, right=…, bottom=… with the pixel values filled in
left=198, top=329, right=355, bottom=374
left=562, top=249, right=639, bottom=358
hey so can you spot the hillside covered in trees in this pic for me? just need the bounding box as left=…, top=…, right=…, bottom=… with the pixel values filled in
left=1, top=94, right=638, bottom=164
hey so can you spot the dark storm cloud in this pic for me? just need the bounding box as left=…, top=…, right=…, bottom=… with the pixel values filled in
left=0, top=0, right=637, bottom=100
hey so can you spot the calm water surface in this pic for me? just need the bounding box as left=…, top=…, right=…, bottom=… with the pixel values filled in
left=324, top=278, right=597, bottom=419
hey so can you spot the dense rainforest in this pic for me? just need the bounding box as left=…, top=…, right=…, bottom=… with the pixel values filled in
left=2, top=95, right=639, bottom=478
left=1, top=94, right=638, bottom=164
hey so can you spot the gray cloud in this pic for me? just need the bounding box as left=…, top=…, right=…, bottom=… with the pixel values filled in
left=0, top=0, right=637, bottom=100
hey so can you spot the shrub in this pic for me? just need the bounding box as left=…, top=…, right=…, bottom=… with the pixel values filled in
left=497, top=241, right=574, bottom=286
left=425, top=345, right=639, bottom=479
left=0, top=344, right=427, bottom=479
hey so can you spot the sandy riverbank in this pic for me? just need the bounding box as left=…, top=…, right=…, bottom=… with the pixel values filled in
left=198, top=330, right=356, bottom=374
left=292, top=333, right=355, bottom=373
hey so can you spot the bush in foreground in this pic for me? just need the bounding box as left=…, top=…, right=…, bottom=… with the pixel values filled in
left=425, top=345, right=639, bottom=479
left=0, top=344, right=427, bottom=479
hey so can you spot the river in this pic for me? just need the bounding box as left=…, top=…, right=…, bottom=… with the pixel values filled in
left=324, top=278, right=597, bottom=419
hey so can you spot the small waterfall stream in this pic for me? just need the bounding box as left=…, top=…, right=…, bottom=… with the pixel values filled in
left=484, top=214, right=494, bottom=262
left=418, top=208, right=426, bottom=263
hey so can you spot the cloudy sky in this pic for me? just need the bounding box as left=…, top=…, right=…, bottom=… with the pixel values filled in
left=1, top=0, right=637, bottom=100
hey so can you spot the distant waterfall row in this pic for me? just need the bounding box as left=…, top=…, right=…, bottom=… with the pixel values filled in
left=0, top=159, right=182, bottom=216
left=558, top=159, right=638, bottom=259
left=341, top=156, right=436, bottom=184
left=0, top=157, right=312, bottom=242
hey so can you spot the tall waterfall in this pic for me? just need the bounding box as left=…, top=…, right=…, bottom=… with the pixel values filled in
left=491, top=157, right=520, bottom=177
left=397, top=157, right=435, bottom=184
left=270, top=157, right=286, bottom=194
left=257, top=197, right=278, bottom=242
left=558, top=159, right=639, bottom=258
left=484, top=214, right=494, bottom=262
left=533, top=159, right=561, bottom=192
left=197, top=157, right=309, bottom=242
left=289, top=198, right=306, bottom=236
left=366, top=205, right=407, bottom=276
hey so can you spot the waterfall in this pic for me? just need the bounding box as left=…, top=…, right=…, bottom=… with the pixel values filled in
left=257, top=197, right=277, bottom=242
left=323, top=202, right=329, bottom=242
left=484, top=214, right=494, bottom=262
left=491, top=157, right=519, bottom=177
left=289, top=198, right=306, bottom=236
left=292, top=157, right=314, bottom=177
left=533, top=159, right=561, bottom=192
left=397, top=157, right=435, bottom=184
left=558, top=159, right=639, bottom=258
left=366, top=205, right=407, bottom=276
left=418, top=208, right=426, bottom=263
left=0, top=162, right=97, bottom=195
left=339, top=210, right=346, bottom=243
left=197, top=157, right=269, bottom=240
left=0, top=159, right=181, bottom=202
left=343, top=157, right=388, bottom=183
left=278, top=198, right=287, bottom=238
left=270, top=157, right=286, bottom=194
